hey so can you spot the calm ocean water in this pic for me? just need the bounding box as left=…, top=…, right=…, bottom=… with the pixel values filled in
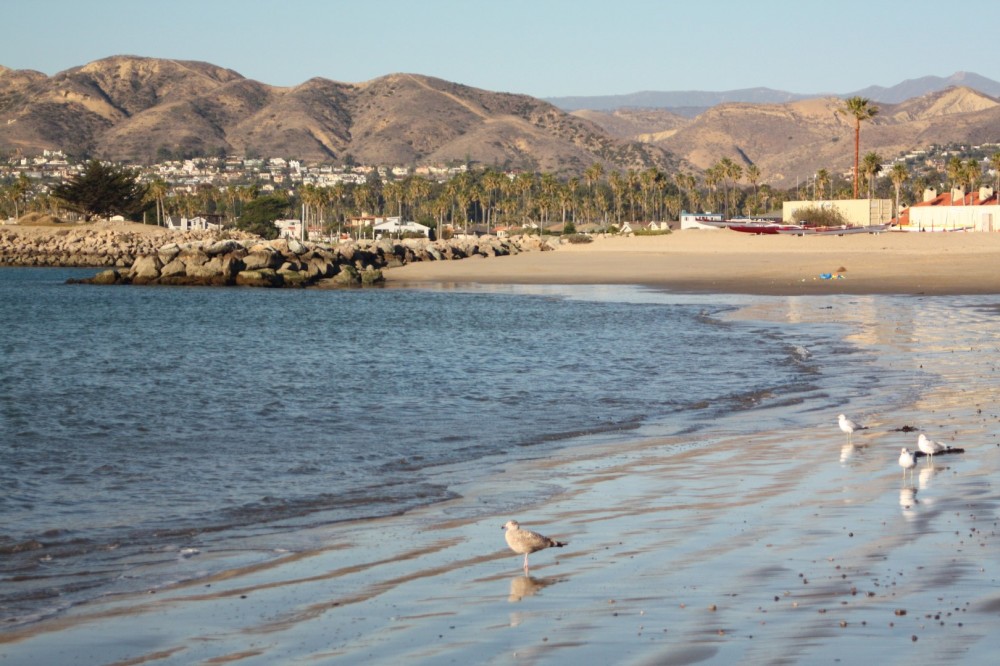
left=0, top=268, right=879, bottom=626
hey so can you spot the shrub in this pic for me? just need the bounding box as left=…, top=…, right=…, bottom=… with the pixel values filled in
left=564, top=233, right=593, bottom=244
left=790, top=206, right=849, bottom=227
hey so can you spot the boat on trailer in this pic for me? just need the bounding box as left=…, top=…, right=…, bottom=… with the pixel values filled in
left=777, top=224, right=888, bottom=236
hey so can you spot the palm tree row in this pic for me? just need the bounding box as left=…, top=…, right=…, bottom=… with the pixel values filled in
left=7, top=147, right=1000, bottom=228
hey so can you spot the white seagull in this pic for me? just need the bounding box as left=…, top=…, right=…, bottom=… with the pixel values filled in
left=899, top=447, right=916, bottom=481
left=917, top=433, right=946, bottom=463
left=502, top=520, right=567, bottom=573
left=838, top=414, right=867, bottom=443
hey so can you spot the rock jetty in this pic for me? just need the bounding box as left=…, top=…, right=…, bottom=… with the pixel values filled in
left=0, top=224, right=247, bottom=268
left=87, top=235, right=554, bottom=287
left=2, top=220, right=557, bottom=287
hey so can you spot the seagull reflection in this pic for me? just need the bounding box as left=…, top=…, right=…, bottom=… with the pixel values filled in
left=899, top=486, right=919, bottom=520
left=508, top=575, right=559, bottom=602
left=840, top=443, right=861, bottom=465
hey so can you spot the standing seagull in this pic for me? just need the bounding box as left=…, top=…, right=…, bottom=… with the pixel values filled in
left=899, top=447, right=916, bottom=481
left=838, top=414, right=867, bottom=443
left=502, top=520, right=566, bottom=573
left=917, top=433, right=945, bottom=463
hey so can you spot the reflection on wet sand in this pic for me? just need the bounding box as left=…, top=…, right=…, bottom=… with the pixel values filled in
left=508, top=575, right=560, bottom=602
left=899, top=486, right=919, bottom=522
left=918, top=463, right=938, bottom=489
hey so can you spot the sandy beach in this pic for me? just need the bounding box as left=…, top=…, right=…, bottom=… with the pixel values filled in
left=3, top=230, right=1000, bottom=664
left=387, top=229, right=1000, bottom=295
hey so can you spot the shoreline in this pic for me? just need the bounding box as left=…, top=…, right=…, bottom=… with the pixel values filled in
left=386, top=230, right=1000, bottom=296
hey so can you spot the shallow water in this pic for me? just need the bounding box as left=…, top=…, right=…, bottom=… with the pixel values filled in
left=4, top=271, right=1000, bottom=664
left=0, top=268, right=913, bottom=627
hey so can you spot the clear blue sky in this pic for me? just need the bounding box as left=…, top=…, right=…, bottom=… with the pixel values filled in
left=3, top=0, right=998, bottom=98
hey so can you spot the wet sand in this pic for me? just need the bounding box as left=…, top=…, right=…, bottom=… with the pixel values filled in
left=3, top=239, right=1000, bottom=664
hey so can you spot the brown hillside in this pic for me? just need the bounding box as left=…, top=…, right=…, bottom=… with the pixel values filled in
left=0, top=56, right=677, bottom=176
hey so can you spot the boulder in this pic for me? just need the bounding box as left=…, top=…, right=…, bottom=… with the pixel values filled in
left=90, top=269, right=123, bottom=285
left=235, top=269, right=283, bottom=287
left=130, top=255, right=163, bottom=282
left=205, top=240, right=243, bottom=256
left=242, top=249, right=281, bottom=270
left=159, top=258, right=188, bottom=277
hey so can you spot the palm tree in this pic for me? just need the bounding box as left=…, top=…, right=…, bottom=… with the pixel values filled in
left=814, top=169, right=830, bottom=201
left=745, top=164, right=761, bottom=212
left=963, top=159, right=982, bottom=201
left=608, top=172, right=626, bottom=225
left=406, top=176, right=432, bottom=227
left=584, top=162, right=603, bottom=215
left=10, top=174, right=31, bottom=219
left=721, top=158, right=743, bottom=217
left=144, top=178, right=169, bottom=226
left=674, top=172, right=697, bottom=212
left=946, top=156, right=965, bottom=202
left=837, top=97, right=879, bottom=199
left=861, top=152, right=883, bottom=199
left=889, top=163, right=909, bottom=222
left=703, top=165, right=722, bottom=214
left=990, top=152, right=1000, bottom=194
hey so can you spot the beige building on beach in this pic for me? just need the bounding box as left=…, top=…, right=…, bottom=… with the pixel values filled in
left=897, top=187, right=999, bottom=232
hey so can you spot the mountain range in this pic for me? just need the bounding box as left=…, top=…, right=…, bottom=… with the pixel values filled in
left=545, top=72, right=1000, bottom=115
left=1, top=56, right=999, bottom=188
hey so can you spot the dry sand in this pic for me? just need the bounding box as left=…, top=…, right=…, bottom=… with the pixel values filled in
left=3, top=229, right=1000, bottom=664
left=386, top=229, right=1000, bottom=295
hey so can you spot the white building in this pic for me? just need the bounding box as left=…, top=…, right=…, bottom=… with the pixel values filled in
left=372, top=217, right=430, bottom=238
left=164, top=215, right=221, bottom=231
left=679, top=211, right=724, bottom=230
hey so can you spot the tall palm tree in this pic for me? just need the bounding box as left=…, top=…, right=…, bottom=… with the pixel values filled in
left=888, top=163, right=909, bottom=222
left=837, top=97, right=879, bottom=199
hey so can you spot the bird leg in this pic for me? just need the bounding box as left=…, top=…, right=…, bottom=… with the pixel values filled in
left=523, top=554, right=529, bottom=572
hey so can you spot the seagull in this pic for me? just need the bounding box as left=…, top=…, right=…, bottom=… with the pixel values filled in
left=502, top=520, right=566, bottom=573
left=838, top=414, right=867, bottom=443
left=899, top=447, right=916, bottom=481
left=917, top=433, right=945, bottom=463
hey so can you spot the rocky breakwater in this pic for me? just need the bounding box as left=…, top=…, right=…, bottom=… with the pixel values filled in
left=0, top=218, right=265, bottom=268
left=75, top=234, right=556, bottom=288
left=1, top=225, right=170, bottom=268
